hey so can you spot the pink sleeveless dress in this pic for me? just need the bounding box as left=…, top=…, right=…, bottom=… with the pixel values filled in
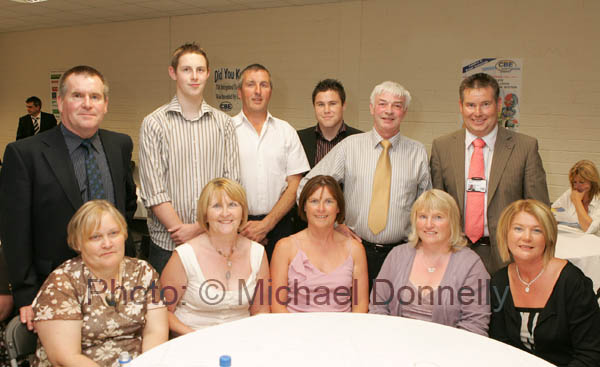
left=286, top=240, right=354, bottom=312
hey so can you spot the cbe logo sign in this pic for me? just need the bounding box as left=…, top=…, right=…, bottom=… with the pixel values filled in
left=219, top=101, right=233, bottom=112
left=495, top=60, right=517, bottom=72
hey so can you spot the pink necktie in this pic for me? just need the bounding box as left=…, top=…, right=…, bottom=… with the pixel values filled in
left=465, top=138, right=485, bottom=243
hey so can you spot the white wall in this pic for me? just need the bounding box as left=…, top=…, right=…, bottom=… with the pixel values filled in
left=1, top=0, right=598, bottom=200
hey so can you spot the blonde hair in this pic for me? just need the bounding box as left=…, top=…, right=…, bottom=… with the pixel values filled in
left=496, top=199, right=557, bottom=265
left=569, top=160, right=600, bottom=199
left=408, top=189, right=467, bottom=251
left=67, top=200, right=127, bottom=253
left=197, top=178, right=248, bottom=232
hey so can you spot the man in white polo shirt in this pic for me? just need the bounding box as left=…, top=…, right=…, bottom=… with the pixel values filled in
left=233, top=64, right=310, bottom=259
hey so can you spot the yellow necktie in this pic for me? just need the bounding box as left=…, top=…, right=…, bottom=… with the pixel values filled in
left=368, top=140, right=392, bottom=235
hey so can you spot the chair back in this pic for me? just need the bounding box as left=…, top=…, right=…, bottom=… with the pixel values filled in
left=4, top=315, right=37, bottom=367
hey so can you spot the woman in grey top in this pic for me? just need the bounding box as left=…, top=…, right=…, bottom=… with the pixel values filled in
left=369, top=189, right=491, bottom=336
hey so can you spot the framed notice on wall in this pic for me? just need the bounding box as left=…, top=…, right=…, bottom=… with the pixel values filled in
left=50, top=71, right=64, bottom=123
left=462, top=58, right=522, bottom=131
left=213, top=66, right=242, bottom=117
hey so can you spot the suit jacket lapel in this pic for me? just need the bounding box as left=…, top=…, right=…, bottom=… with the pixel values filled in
left=99, top=130, right=124, bottom=210
left=488, top=128, right=514, bottom=204
left=41, top=127, right=82, bottom=210
left=453, top=130, right=467, bottom=211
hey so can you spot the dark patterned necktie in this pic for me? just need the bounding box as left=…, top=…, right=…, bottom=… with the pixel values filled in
left=32, top=117, right=40, bottom=134
left=81, top=139, right=105, bottom=200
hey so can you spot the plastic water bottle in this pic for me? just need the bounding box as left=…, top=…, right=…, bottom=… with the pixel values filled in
left=118, top=351, right=132, bottom=365
left=219, top=355, right=231, bottom=367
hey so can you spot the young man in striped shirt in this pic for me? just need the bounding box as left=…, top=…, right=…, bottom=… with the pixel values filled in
left=139, top=43, right=240, bottom=273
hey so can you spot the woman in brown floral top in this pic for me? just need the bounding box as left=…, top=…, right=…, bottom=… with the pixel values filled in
left=32, top=200, right=168, bottom=367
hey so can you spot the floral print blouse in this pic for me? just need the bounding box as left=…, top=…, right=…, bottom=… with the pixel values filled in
left=32, top=256, right=164, bottom=367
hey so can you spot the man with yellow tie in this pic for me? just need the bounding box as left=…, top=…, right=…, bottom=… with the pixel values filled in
left=298, top=81, right=432, bottom=286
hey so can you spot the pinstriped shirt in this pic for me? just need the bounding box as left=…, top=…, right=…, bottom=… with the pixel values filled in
left=139, top=96, right=240, bottom=251
left=298, top=128, right=432, bottom=244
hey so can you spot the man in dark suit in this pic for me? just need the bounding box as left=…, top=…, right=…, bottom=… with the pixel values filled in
left=297, top=79, right=362, bottom=168
left=0, top=65, right=136, bottom=330
left=16, top=96, right=58, bottom=140
left=430, top=73, right=549, bottom=274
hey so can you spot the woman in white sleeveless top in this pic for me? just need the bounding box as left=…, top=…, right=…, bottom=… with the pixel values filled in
left=160, top=178, right=270, bottom=335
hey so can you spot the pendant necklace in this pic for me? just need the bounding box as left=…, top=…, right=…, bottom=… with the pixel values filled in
left=515, top=264, right=545, bottom=293
left=420, top=251, right=446, bottom=273
left=214, top=241, right=237, bottom=280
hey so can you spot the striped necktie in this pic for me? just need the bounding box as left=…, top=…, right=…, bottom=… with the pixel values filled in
left=32, top=117, right=40, bottom=135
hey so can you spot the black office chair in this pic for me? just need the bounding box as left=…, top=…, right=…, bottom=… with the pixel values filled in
left=4, top=315, right=37, bottom=367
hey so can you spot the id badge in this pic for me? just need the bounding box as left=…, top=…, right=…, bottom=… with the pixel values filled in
left=466, top=177, right=486, bottom=193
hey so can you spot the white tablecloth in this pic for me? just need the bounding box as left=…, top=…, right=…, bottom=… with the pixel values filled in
left=131, top=313, right=553, bottom=367
left=556, top=224, right=600, bottom=292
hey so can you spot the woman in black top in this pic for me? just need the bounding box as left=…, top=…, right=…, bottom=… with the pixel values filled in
left=490, top=199, right=600, bottom=366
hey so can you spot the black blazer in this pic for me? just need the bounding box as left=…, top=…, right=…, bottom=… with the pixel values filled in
left=16, top=111, right=58, bottom=140
left=0, top=126, right=137, bottom=308
left=297, top=123, right=362, bottom=168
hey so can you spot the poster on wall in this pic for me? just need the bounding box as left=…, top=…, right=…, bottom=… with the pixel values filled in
left=461, top=58, right=522, bottom=131
left=213, top=66, right=242, bottom=116
left=50, top=71, right=64, bottom=122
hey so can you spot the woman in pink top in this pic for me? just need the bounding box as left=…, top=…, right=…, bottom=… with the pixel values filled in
left=271, top=175, right=369, bottom=312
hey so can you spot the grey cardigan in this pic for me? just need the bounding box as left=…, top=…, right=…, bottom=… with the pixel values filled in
left=369, top=244, right=491, bottom=336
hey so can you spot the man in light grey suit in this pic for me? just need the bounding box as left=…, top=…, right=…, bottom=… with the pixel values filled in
left=430, top=73, right=549, bottom=274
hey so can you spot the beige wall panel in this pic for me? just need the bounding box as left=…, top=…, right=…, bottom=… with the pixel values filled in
left=0, top=0, right=599, bottom=201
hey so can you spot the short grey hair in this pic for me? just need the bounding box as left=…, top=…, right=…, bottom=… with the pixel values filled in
left=369, top=81, right=411, bottom=110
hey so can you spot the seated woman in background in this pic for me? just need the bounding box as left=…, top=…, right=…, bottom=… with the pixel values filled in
left=369, top=189, right=490, bottom=336
left=552, top=160, right=600, bottom=235
left=160, top=178, right=269, bottom=335
left=270, top=175, right=368, bottom=312
left=33, top=200, right=168, bottom=367
left=490, top=199, right=600, bottom=366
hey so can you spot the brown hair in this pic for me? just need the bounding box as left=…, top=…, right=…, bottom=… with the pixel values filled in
left=297, top=175, right=345, bottom=224
left=170, top=42, right=209, bottom=71
left=59, top=65, right=108, bottom=99
left=459, top=73, right=499, bottom=101
left=569, top=160, right=600, bottom=199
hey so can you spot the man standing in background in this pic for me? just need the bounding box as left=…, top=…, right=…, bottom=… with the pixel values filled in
left=297, top=79, right=362, bottom=168
left=16, top=96, right=57, bottom=140
left=233, top=64, right=309, bottom=259
left=139, top=43, right=240, bottom=273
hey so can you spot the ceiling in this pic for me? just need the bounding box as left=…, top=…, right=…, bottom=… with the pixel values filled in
left=0, top=0, right=354, bottom=33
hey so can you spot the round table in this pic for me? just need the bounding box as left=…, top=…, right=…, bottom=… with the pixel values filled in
left=131, top=313, right=553, bottom=367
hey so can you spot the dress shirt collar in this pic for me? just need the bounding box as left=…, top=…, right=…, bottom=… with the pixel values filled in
left=369, top=127, right=402, bottom=149
left=465, top=125, right=498, bottom=151
left=315, top=121, right=347, bottom=141
left=234, top=110, right=274, bottom=130
left=31, top=113, right=41, bottom=120
left=165, top=95, right=213, bottom=122
left=61, top=124, right=101, bottom=155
